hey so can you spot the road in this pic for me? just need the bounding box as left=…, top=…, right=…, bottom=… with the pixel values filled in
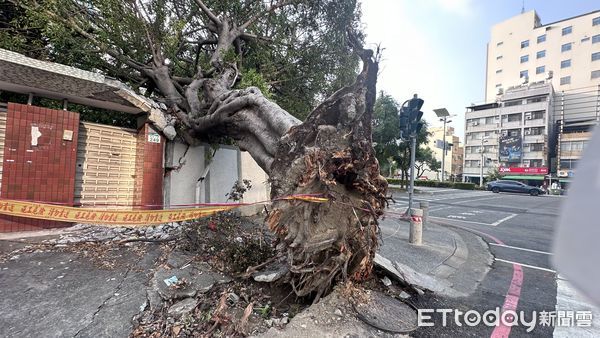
left=388, top=187, right=600, bottom=337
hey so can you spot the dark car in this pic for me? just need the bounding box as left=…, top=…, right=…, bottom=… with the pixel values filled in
left=486, top=180, right=545, bottom=196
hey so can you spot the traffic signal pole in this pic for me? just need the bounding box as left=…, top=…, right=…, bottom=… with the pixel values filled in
left=408, top=133, right=417, bottom=218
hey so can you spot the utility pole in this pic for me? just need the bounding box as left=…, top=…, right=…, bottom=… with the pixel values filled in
left=479, top=136, right=488, bottom=187
left=441, top=117, right=446, bottom=181
left=400, top=94, right=424, bottom=244
left=433, top=109, right=452, bottom=182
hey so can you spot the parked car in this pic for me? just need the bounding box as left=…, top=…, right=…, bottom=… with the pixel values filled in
left=486, top=180, right=545, bottom=196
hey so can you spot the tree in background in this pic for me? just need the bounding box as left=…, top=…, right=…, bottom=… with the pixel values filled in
left=393, top=122, right=432, bottom=187
left=372, top=91, right=401, bottom=176
left=5, top=0, right=385, bottom=299
left=415, top=147, right=441, bottom=178
left=486, top=167, right=502, bottom=182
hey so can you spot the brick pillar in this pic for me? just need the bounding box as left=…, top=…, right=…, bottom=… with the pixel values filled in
left=0, top=103, right=79, bottom=232
left=134, top=123, right=164, bottom=209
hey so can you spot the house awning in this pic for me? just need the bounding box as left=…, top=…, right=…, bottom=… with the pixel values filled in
left=0, top=48, right=143, bottom=114
left=503, top=175, right=545, bottom=180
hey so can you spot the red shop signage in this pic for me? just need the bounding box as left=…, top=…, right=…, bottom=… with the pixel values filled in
left=499, top=167, right=548, bottom=174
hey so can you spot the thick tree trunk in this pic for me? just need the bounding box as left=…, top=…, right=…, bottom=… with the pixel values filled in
left=171, top=44, right=387, bottom=299
left=266, top=51, right=387, bottom=298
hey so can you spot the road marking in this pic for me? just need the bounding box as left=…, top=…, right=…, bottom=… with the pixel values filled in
left=489, top=243, right=553, bottom=255
left=495, top=258, right=556, bottom=273
left=454, top=195, right=504, bottom=204
left=491, top=213, right=518, bottom=226
left=447, top=215, right=466, bottom=219
left=430, top=216, right=495, bottom=226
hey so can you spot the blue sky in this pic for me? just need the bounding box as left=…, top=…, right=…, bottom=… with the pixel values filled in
left=362, top=0, right=599, bottom=139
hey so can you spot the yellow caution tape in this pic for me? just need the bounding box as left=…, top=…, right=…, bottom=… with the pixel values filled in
left=0, top=195, right=328, bottom=227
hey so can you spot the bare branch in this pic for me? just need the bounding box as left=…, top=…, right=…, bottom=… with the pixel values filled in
left=192, top=0, right=221, bottom=26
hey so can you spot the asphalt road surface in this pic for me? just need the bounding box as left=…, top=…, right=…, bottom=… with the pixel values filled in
left=389, top=187, right=600, bottom=337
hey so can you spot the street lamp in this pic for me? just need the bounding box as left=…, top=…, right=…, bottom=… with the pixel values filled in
left=433, top=108, right=454, bottom=182
left=480, top=136, right=489, bottom=187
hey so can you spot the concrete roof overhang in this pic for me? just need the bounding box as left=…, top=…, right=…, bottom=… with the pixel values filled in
left=0, top=48, right=143, bottom=114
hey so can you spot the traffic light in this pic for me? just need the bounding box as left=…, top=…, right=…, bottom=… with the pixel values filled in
left=399, top=107, right=410, bottom=140
left=408, top=95, right=424, bottom=136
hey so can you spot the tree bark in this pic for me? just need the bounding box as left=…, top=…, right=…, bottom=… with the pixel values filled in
left=166, top=37, right=387, bottom=299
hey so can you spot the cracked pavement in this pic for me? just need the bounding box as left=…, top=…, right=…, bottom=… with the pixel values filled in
left=0, top=243, right=161, bottom=338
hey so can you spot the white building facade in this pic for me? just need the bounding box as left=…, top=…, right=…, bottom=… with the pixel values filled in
left=464, top=83, right=553, bottom=185
left=486, top=10, right=600, bottom=102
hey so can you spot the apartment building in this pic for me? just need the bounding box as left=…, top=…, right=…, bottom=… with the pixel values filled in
left=463, top=83, right=553, bottom=185
left=486, top=10, right=600, bottom=102
left=421, top=126, right=463, bottom=181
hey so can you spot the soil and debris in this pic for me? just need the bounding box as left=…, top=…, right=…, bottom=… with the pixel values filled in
left=0, top=211, right=419, bottom=337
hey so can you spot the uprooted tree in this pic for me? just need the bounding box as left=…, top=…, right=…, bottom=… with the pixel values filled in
left=9, top=0, right=388, bottom=299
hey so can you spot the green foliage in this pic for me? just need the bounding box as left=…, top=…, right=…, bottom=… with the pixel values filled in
left=486, top=168, right=502, bottom=182
left=236, top=69, right=272, bottom=99
left=386, top=178, right=476, bottom=190
left=3, top=0, right=363, bottom=121
left=372, top=92, right=402, bottom=175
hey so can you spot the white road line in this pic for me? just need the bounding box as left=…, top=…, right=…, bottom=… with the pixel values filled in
left=489, top=243, right=553, bottom=255
left=494, top=258, right=556, bottom=273
left=454, top=195, right=504, bottom=204
left=428, top=206, right=453, bottom=212
left=554, top=279, right=600, bottom=337
left=430, top=216, right=495, bottom=226
left=491, top=213, right=518, bottom=226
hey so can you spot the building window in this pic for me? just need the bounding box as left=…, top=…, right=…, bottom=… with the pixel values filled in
left=496, top=69, right=503, bottom=73
left=508, top=129, right=520, bottom=137
left=593, top=52, right=600, bottom=62
left=537, top=34, right=546, bottom=43
left=507, top=113, right=521, bottom=122
left=594, top=34, right=600, bottom=44
left=536, top=50, right=546, bottom=59
left=530, top=159, right=543, bottom=168
left=593, top=16, right=600, bottom=26
left=536, top=66, right=545, bottom=74
left=527, top=110, right=545, bottom=119
left=560, top=76, right=571, bottom=85
left=497, top=55, right=503, bottom=60
left=526, top=127, right=544, bottom=135
left=497, top=41, right=504, bottom=46
left=530, top=143, right=544, bottom=151
left=495, top=83, right=502, bottom=87
left=561, top=43, right=572, bottom=52
left=521, top=40, right=529, bottom=48
left=560, top=159, right=578, bottom=169
left=520, top=70, right=529, bottom=78
left=562, top=26, right=572, bottom=36
left=527, top=96, right=546, bottom=104
left=561, top=59, right=571, bottom=68
left=520, top=55, right=529, bottom=63
left=485, top=117, right=495, bottom=125
left=592, top=70, right=600, bottom=79
left=505, top=99, right=522, bottom=107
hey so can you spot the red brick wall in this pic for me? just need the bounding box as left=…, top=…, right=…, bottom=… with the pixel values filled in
left=134, top=123, right=164, bottom=209
left=0, top=103, right=79, bottom=232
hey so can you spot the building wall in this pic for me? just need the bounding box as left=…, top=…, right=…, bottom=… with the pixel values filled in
left=422, top=126, right=463, bottom=180
left=134, top=123, right=164, bottom=209
left=464, top=83, right=553, bottom=182
left=486, top=10, right=600, bottom=101
left=165, top=143, right=269, bottom=211
left=0, top=103, right=79, bottom=231
left=166, top=142, right=206, bottom=207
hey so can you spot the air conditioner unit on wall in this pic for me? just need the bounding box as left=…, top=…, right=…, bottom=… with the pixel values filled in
left=525, top=129, right=531, bottom=135
left=502, top=130, right=508, bottom=136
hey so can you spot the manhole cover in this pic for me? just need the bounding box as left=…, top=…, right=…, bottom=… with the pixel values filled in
left=354, top=291, right=418, bottom=333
